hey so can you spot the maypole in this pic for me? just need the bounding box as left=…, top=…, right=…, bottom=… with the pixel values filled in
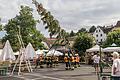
left=32, top=0, right=71, bottom=53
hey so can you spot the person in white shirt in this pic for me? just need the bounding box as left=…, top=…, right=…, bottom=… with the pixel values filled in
left=111, top=52, right=120, bottom=80
left=92, top=53, right=100, bottom=74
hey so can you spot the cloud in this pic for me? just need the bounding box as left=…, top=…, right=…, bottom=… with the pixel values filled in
left=0, top=0, right=120, bottom=37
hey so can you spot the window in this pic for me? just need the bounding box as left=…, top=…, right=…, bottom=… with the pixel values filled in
left=101, top=34, right=102, bottom=37
left=97, top=40, right=98, bottom=42
left=101, top=39, right=102, bottom=42
left=99, top=30, right=100, bottom=32
left=96, top=34, right=98, bottom=37
left=96, top=30, right=98, bottom=33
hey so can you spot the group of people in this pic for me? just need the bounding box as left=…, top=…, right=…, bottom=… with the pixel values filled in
left=35, top=55, right=59, bottom=68
left=92, top=52, right=120, bottom=79
left=64, top=53, right=80, bottom=70
left=34, top=53, right=81, bottom=71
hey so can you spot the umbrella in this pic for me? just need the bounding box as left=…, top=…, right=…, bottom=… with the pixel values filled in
left=25, top=43, right=37, bottom=59
left=0, top=40, right=15, bottom=61
left=86, top=45, right=103, bottom=52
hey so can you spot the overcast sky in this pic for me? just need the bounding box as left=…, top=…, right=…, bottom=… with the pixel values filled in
left=0, top=0, right=120, bottom=37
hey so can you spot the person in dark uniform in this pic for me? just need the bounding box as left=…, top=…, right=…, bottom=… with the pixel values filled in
left=35, top=56, right=40, bottom=68
left=64, top=54, right=70, bottom=70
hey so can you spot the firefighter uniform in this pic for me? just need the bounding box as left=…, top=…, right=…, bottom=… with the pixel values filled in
left=70, top=55, right=75, bottom=70
left=74, top=54, right=80, bottom=68
left=46, top=56, right=51, bottom=68
left=64, top=54, right=70, bottom=70
left=40, top=55, right=44, bottom=68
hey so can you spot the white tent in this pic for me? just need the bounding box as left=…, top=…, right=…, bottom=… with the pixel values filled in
left=13, top=51, right=19, bottom=55
left=54, top=50, right=63, bottom=56
left=46, top=49, right=63, bottom=56
left=103, top=43, right=120, bottom=52
left=111, top=43, right=117, bottom=47
left=25, top=43, right=37, bottom=59
left=0, top=40, right=15, bottom=61
left=86, top=45, right=103, bottom=52
left=36, top=49, right=42, bottom=55
left=36, top=50, right=48, bottom=57
left=103, top=47, right=120, bottom=52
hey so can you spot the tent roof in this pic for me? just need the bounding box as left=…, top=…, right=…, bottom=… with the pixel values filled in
left=86, top=45, right=103, bottom=52
left=36, top=49, right=48, bottom=55
left=25, top=43, right=37, bottom=59
left=46, top=49, right=63, bottom=56
left=0, top=40, right=15, bottom=61
left=13, top=51, right=19, bottom=55
left=111, top=43, right=117, bottom=47
left=103, top=47, right=120, bottom=52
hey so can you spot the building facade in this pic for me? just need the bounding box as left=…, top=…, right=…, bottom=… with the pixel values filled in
left=93, top=27, right=107, bottom=43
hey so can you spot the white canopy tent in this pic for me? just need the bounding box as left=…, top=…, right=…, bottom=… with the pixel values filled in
left=36, top=49, right=42, bottom=55
left=111, top=43, right=117, bottom=47
left=103, top=47, right=120, bottom=52
left=86, top=45, right=103, bottom=52
left=46, top=49, right=63, bottom=56
left=0, top=40, right=15, bottom=61
left=13, top=51, right=19, bottom=55
left=103, top=43, right=120, bottom=52
left=25, top=43, right=37, bottom=59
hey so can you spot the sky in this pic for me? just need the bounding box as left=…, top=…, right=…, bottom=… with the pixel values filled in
left=0, top=0, right=120, bottom=37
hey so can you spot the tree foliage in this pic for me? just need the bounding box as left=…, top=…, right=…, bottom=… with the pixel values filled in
left=2, top=6, right=44, bottom=51
left=73, top=32, right=94, bottom=55
left=89, top=26, right=96, bottom=33
left=103, top=29, right=120, bottom=47
left=69, top=30, right=75, bottom=37
left=32, top=1, right=60, bottom=38
left=77, top=28, right=87, bottom=34
left=32, top=0, right=70, bottom=47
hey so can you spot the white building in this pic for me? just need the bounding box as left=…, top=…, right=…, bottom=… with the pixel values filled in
left=93, top=27, right=107, bottom=43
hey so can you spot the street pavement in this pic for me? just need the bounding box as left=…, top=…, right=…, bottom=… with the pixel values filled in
left=0, top=64, right=98, bottom=80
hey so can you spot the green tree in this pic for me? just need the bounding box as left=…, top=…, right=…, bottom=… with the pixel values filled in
left=77, top=28, right=87, bottom=34
left=2, top=6, right=44, bottom=51
left=69, top=30, right=75, bottom=37
left=103, top=29, right=120, bottom=47
left=89, top=26, right=96, bottom=33
left=73, top=32, right=94, bottom=56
